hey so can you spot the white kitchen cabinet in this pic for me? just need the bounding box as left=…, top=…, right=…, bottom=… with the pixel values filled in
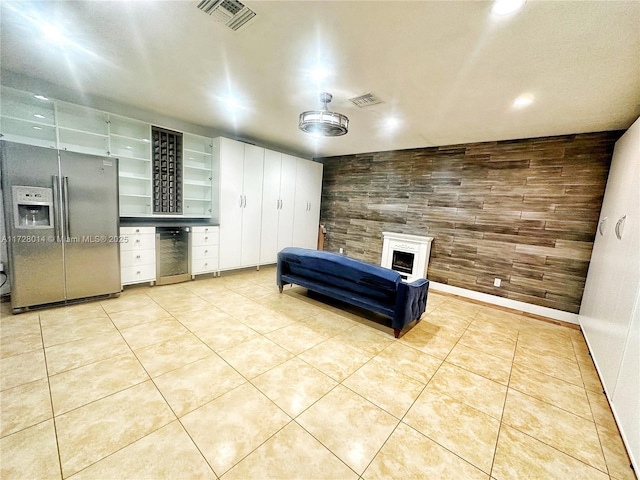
left=0, top=86, right=57, bottom=148
left=56, top=101, right=110, bottom=156
left=259, top=150, right=297, bottom=264
left=217, top=138, right=264, bottom=270
left=183, top=134, right=214, bottom=218
left=292, top=158, right=323, bottom=249
left=109, top=115, right=153, bottom=217
left=580, top=116, right=640, bottom=472
left=119, top=226, right=156, bottom=286
left=191, top=226, right=219, bottom=276
left=0, top=86, right=219, bottom=220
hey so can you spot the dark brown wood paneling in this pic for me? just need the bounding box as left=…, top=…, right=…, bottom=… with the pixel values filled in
left=318, top=131, right=621, bottom=313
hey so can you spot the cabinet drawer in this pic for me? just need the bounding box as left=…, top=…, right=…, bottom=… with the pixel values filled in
left=120, top=226, right=155, bottom=235
left=121, top=264, right=156, bottom=284
left=192, top=245, right=218, bottom=260
left=191, top=257, right=219, bottom=274
left=120, top=233, right=155, bottom=251
left=192, top=226, right=219, bottom=234
left=120, top=249, right=155, bottom=267
left=192, top=231, right=219, bottom=246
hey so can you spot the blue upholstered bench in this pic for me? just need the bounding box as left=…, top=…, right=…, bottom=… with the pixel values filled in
left=276, top=247, right=429, bottom=337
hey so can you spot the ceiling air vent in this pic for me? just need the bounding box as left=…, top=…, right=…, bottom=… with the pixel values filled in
left=348, top=93, right=384, bottom=108
left=196, top=0, right=256, bottom=31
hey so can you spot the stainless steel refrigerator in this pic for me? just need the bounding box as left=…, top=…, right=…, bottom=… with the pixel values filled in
left=1, top=141, right=121, bottom=312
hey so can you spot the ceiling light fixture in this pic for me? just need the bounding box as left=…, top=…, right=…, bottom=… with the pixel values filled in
left=513, top=94, right=534, bottom=107
left=34, top=94, right=48, bottom=101
left=492, top=0, right=526, bottom=15
left=299, top=92, right=349, bottom=137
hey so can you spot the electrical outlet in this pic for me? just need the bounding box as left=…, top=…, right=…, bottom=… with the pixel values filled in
left=494, top=278, right=501, bottom=287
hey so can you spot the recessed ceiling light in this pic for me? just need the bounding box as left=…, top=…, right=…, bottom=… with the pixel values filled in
left=33, top=114, right=46, bottom=119
left=513, top=94, right=534, bottom=107
left=34, top=94, right=48, bottom=101
left=310, top=66, right=329, bottom=81
left=385, top=118, right=399, bottom=127
left=40, top=22, right=68, bottom=45
left=492, top=0, right=526, bottom=16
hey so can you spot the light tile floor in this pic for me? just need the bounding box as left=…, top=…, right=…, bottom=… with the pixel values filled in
left=0, top=266, right=635, bottom=480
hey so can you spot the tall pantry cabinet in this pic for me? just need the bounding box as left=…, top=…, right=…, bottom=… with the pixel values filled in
left=579, top=116, right=639, bottom=473
left=260, top=150, right=297, bottom=264
left=215, top=137, right=323, bottom=271
left=217, top=138, right=264, bottom=270
left=292, top=158, right=323, bottom=249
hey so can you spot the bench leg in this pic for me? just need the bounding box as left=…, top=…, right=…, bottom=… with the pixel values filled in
left=278, top=285, right=283, bottom=293
left=394, top=328, right=401, bottom=338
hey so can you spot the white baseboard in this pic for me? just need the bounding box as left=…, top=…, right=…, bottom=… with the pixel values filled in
left=428, top=281, right=580, bottom=324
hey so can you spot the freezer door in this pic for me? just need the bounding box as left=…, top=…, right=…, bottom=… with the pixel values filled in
left=0, top=141, right=66, bottom=308
left=59, top=151, right=121, bottom=300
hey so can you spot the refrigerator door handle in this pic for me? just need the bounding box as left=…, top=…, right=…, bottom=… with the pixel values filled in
left=52, top=176, right=61, bottom=242
left=62, top=176, right=71, bottom=240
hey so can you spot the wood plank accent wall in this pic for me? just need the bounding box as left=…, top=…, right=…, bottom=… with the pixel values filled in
left=318, top=131, right=621, bottom=313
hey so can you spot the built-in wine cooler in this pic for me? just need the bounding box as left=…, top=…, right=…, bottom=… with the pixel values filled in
left=156, top=227, right=191, bottom=285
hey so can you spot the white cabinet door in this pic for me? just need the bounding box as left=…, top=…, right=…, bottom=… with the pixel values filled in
left=219, top=138, right=246, bottom=270
left=581, top=121, right=640, bottom=394
left=292, top=158, right=323, bottom=249
left=580, top=117, right=640, bottom=473
left=260, top=151, right=297, bottom=264
left=277, top=154, right=297, bottom=252
left=612, top=295, right=640, bottom=472
left=260, top=150, right=282, bottom=264
left=240, top=144, right=264, bottom=266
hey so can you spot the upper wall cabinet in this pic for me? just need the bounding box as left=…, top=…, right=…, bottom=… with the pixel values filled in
left=56, top=101, right=110, bottom=156
left=0, top=86, right=57, bottom=148
left=109, top=115, right=153, bottom=217
left=183, top=133, right=214, bottom=218
left=0, top=86, right=217, bottom=219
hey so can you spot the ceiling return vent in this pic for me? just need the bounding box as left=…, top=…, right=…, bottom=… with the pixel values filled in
left=196, top=0, right=256, bottom=31
left=348, top=93, right=384, bottom=108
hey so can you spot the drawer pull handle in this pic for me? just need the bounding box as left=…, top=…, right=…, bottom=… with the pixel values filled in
left=598, top=217, right=607, bottom=236
left=204, top=250, right=208, bottom=254
left=615, top=215, right=626, bottom=240
left=136, top=255, right=141, bottom=259
left=135, top=229, right=140, bottom=233
left=136, top=271, right=141, bottom=275
left=205, top=237, right=208, bottom=241
left=135, top=239, right=140, bottom=243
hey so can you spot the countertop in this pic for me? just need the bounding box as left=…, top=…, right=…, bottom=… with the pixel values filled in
left=119, top=217, right=219, bottom=228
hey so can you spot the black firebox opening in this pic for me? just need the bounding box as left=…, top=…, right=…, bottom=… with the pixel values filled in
left=392, top=250, right=414, bottom=274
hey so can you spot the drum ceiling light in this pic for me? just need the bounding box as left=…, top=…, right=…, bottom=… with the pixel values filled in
left=299, top=92, right=349, bottom=136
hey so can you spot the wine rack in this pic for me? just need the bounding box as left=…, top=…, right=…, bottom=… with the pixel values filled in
left=152, top=126, right=183, bottom=214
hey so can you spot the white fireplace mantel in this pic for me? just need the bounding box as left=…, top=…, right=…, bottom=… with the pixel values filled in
left=381, top=232, right=434, bottom=283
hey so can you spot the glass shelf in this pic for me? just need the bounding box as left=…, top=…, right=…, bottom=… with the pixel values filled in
left=58, top=128, right=109, bottom=156
left=1, top=86, right=56, bottom=126
left=56, top=101, right=109, bottom=135
left=0, top=117, right=57, bottom=148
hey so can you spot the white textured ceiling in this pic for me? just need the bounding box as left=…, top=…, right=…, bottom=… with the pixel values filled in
left=1, top=0, right=639, bottom=159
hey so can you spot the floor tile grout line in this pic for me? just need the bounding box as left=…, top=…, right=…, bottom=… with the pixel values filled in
left=37, top=310, right=65, bottom=480
left=488, top=327, right=518, bottom=479
left=4, top=270, right=628, bottom=479
left=94, top=310, right=222, bottom=478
